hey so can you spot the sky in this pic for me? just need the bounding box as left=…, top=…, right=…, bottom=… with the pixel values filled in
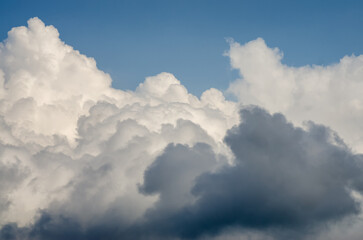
left=1, top=0, right=363, bottom=95
left=1, top=1, right=363, bottom=240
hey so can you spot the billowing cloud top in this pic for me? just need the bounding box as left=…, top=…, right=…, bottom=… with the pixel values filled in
left=0, top=18, right=363, bottom=240
left=227, top=38, right=363, bottom=152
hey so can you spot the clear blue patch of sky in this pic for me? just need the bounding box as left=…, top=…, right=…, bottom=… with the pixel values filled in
left=0, top=0, right=362, bottom=96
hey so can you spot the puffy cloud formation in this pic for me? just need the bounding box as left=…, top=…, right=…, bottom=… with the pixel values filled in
left=227, top=38, right=363, bottom=152
left=3, top=108, right=363, bottom=240
left=134, top=108, right=363, bottom=239
left=0, top=17, right=238, bottom=229
left=1, top=18, right=363, bottom=240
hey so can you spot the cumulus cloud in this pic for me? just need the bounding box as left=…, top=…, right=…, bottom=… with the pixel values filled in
left=0, top=17, right=239, bottom=235
left=133, top=108, right=363, bottom=239
left=4, top=107, right=363, bottom=240
left=227, top=38, right=363, bottom=152
left=1, top=18, right=363, bottom=240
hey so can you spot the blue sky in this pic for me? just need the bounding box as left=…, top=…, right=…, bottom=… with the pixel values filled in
left=1, top=0, right=363, bottom=95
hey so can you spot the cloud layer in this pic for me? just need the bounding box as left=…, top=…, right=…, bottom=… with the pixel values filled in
left=0, top=18, right=363, bottom=240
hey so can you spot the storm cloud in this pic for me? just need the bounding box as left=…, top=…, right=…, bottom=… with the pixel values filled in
left=135, top=107, right=363, bottom=239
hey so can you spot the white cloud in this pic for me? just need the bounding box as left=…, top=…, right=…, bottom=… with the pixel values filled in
left=0, top=18, right=238, bottom=227
left=227, top=37, right=363, bottom=152
left=1, top=18, right=363, bottom=240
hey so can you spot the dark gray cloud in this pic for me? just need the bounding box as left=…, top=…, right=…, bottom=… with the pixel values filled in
left=136, top=107, right=363, bottom=239
left=140, top=143, right=219, bottom=212
left=2, top=107, right=363, bottom=240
